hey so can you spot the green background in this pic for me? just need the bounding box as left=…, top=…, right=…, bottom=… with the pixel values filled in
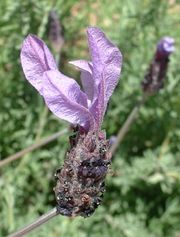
left=0, top=0, right=180, bottom=236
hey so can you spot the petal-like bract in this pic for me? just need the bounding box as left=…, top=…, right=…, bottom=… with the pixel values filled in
left=69, top=60, right=94, bottom=101
left=156, top=36, right=175, bottom=59
left=87, top=27, right=122, bottom=125
left=20, top=27, right=122, bottom=131
left=42, top=70, right=94, bottom=129
left=20, top=34, right=57, bottom=94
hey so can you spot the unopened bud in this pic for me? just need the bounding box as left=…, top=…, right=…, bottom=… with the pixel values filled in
left=142, top=37, right=175, bottom=94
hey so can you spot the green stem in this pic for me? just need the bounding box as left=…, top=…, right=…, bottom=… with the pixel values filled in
left=7, top=208, right=58, bottom=237
left=110, top=95, right=148, bottom=155
left=0, top=129, right=68, bottom=168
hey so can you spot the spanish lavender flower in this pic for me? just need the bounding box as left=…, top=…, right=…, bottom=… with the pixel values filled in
left=20, top=27, right=122, bottom=217
left=142, top=37, right=175, bottom=94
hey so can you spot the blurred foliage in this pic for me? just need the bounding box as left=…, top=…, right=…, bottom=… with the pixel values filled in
left=0, top=0, right=180, bottom=237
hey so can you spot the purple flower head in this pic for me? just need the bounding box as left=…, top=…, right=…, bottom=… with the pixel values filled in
left=142, top=36, right=175, bottom=94
left=20, top=27, right=122, bottom=132
left=156, top=36, right=175, bottom=59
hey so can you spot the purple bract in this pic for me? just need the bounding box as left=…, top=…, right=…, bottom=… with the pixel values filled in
left=156, top=36, right=175, bottom=59
left=20, top=27, right=122, bottom=131
left=142, top=36, right=175, bottom=94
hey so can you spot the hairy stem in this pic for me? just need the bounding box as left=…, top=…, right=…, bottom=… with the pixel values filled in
left=7, top=208, right=58, bottom=237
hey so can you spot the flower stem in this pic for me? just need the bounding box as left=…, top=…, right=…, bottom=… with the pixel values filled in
left=110, top=95, right=147, bottom=155
left=7, top=208, right=58, bottom=237
left=0, top=129, right=68, bottom=168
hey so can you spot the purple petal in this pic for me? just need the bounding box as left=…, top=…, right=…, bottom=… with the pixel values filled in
left=87, top=27, right=122, bottom=124
left=20, top=34, right=57, bottom=95
left=157, top=36, right=175, bottom=58
left=42, top=70, right=94, bottom=129
left=69, top=60, right=94, bottom=101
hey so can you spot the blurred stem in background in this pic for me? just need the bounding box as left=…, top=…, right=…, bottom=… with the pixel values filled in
left=35, top=105, right=49, bottom=141
left=7, top=208, right=58, bottom=237
left=110, top=36, right=175, bottom=156
left=0, top=129, right=68, bottom=168
left=110, top=94, right=147, bottom=155
left=0, top=10, right=65, bottom=169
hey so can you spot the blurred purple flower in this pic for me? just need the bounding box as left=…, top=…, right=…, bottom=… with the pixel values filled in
left=109, top=135, right=117, bottom=147
left=156, top=37, right=175, bottom=59
left=48, top=10, right=64, bottom=53
left=20, top=27, right=122, bottom=132
left=142, top=36, right=175, bottom=94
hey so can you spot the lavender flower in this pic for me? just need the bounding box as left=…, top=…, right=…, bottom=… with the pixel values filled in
left=142, top=37, right=175, bottom=94
left=20, top=27, right=122, bottom=217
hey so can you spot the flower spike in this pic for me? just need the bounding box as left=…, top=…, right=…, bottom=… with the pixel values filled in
left=21, top=27, right=122, bottom=217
